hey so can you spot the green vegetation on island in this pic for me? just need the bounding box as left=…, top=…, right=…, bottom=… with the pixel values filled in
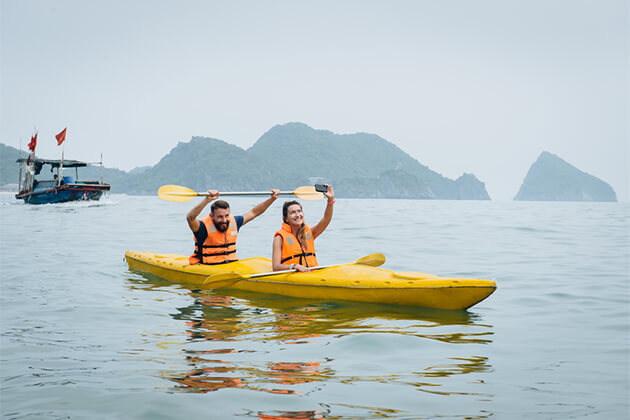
left=1, top=123, right=490, bottom=199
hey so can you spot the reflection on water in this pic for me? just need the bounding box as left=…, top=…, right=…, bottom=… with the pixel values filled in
left=127, top=273, right=495, bottom=417
left=129, top=272, right=493, bottom=344
left=255, top=410, right=327, bottom=420
left=4, top=195, right=627, bottom=419
left=170, top=349, right=332, bottom=395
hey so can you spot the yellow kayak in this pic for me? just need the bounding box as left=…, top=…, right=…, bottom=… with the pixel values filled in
left=124, top=251, right=496, bottom=310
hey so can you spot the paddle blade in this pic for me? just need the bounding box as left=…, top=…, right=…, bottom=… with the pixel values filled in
left=293, top=186, right=324, bottom=201
left=202, top=271, right=245, bottom=289
left=158, top=185, right=199, bottom=202
left=354, top=253, right=386, bottom=267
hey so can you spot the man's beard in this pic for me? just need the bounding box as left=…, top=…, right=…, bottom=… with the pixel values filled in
left=215, top=222, right=228, bottom=232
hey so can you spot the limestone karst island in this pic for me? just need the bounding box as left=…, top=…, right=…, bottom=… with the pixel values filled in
left=515, top=151, right=617, bottom=202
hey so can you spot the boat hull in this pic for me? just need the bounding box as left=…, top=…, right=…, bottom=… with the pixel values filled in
left=124, top=251, right=496, bottom=310
left=16, top=184, right=110, bottom=204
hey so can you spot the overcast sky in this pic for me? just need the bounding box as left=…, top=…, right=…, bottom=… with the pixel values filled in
left=1, top=0, right=628, bottom=201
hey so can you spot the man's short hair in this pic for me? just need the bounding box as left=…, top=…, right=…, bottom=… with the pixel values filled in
left=210, top=200, right=230, bottom=214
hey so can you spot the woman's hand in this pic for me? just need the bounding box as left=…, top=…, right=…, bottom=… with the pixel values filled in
left=291, top=263, right=311, bottom=273
left=324, top=185, right=335, bottom=203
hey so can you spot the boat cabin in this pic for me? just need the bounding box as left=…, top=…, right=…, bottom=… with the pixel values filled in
left=15, top=156, right=111, bottom=204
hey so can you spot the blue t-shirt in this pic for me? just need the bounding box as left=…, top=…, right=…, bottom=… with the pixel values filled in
left=194, top=215, right=244, bottom=244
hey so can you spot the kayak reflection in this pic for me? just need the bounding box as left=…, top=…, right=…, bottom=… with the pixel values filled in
left=128, top=272, right=493, bottom=344
left=166, top=287, right=494, bottom=345
left=127, top=273, right=494, bottom=399
left=168, top=349, right=332, bottom=395
left=256, top=410, right=327, bottom=420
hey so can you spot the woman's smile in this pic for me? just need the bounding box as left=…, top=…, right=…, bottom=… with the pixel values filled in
left=286, top=204, right=303, bottom=226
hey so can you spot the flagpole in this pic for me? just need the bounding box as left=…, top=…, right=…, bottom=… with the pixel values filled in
left=24, top=130, right=37, bottom=193
left=56, top=127, right=67, bottom=186
left=59, top=144, right=65, bottom=187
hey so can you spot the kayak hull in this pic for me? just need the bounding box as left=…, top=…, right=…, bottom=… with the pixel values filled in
left=125, top=251, right=496, bottom=310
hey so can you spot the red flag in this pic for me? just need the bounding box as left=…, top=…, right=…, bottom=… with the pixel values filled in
left=55, top=127, right=67, bottom=146
left=28, top=132, right=38, bottom=151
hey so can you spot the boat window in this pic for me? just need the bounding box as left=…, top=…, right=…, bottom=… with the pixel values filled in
left=33, top=180, right=57, bottom=191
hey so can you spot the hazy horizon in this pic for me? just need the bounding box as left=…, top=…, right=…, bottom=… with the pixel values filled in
left=1, top=0, right=627, bottom=201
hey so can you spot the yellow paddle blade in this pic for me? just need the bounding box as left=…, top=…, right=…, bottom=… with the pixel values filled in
left=354, top=253, right=386, bottom=267
left=293, top=186, right=324, bottom=201
left=157, top=185, right=199, bottom=202
left=202, top=271, right=246, bottom=289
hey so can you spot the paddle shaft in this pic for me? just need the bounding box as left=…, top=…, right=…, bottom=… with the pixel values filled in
left=166, top=190, right=317, bottom=197
left=205, top=191, right=302, bottom=197
left=234, top=253, right=385, bottom=281
left=158, top=184, right=325, bottom=202
left=247, top=264, right=337, bottom=279
left=201, top=253, right=385, bottom=287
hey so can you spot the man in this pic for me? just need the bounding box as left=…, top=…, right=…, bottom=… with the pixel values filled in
left=187, top=189, right=280, bottom=265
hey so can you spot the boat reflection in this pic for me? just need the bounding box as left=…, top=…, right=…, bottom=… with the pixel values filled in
left=256, top=411, right=327, bottom=420
left=127, top=273, right=494, bottom=404
left=169, top=349, right=332, bottom=395
left=180, top=287, right=493, bottom=344
left=127, top=273, right=493, bottom=345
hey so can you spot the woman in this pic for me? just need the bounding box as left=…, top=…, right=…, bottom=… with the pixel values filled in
left=272, top=185, right=335, bottom=272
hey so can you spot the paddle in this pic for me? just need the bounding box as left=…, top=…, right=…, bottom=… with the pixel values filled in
left=202, top=253, right=386, bottom=289
left=158, top=184, right=324, bottom=203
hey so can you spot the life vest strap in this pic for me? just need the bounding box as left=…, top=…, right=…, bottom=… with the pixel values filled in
left=195, top=242, right=237, bottom=249
left=281, top=252, right=316, bottom=264
left=200, top=259, right=239, bottom=266
left=201, top=250, right=237, bottom=257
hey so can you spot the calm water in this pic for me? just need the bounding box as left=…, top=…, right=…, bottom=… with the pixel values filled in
left=1, top=193, right=628, bottom=419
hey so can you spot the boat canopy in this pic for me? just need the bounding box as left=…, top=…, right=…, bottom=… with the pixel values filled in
left=16, top=157, right=89, bottom=175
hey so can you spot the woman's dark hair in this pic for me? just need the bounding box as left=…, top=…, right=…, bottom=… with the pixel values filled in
left=282, top=200, right=308, bottom=249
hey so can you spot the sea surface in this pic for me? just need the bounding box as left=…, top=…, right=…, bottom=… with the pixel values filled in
left=1, top=193, right=628, bottom=419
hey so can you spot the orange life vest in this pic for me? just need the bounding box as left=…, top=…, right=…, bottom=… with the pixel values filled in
left=189, top=215, right=239, bottom=265
left=275, top=222, right=318, bottom=267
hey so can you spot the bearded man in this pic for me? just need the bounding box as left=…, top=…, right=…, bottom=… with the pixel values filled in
left=187, top=189, right=279, bottom=265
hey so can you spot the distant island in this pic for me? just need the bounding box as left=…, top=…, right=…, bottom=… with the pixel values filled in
left=1, top=123, right=490, bottom=200
left=514, top=151, right=617, bottom=202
